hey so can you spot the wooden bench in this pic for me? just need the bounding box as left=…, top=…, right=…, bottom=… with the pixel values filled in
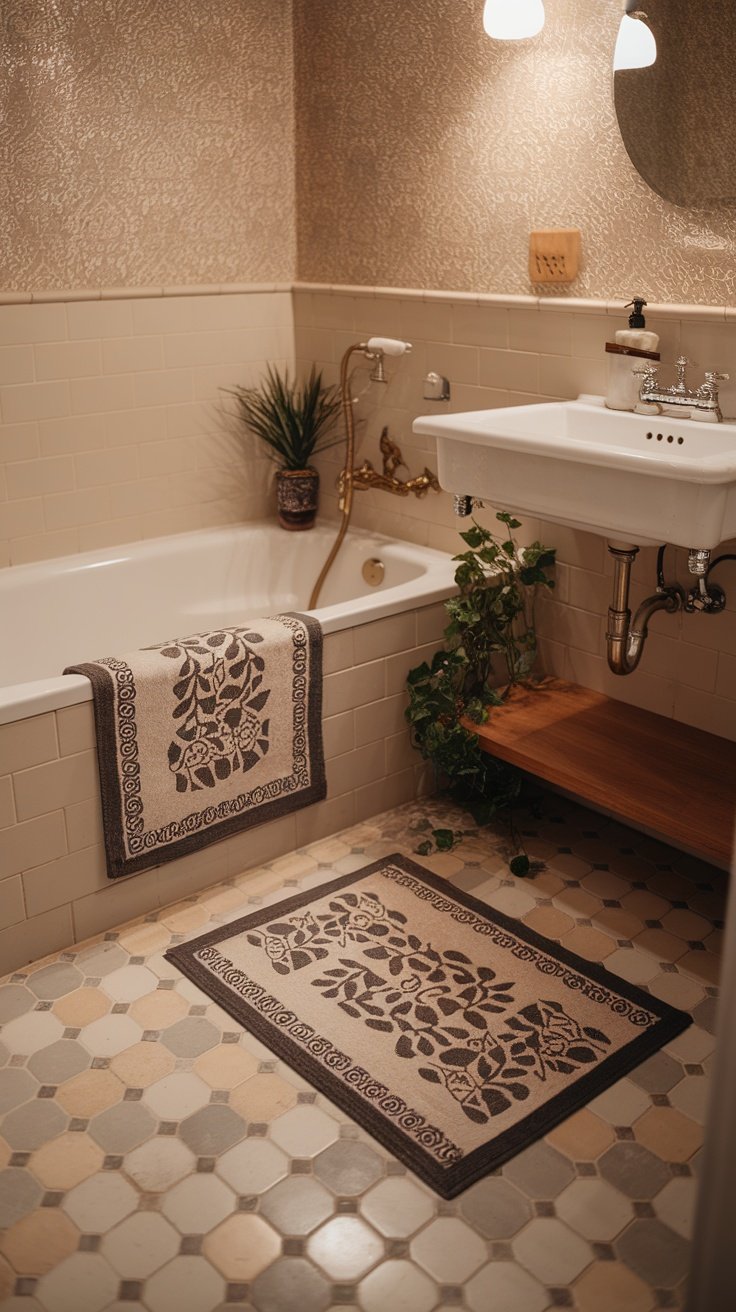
left=468, top=678, right=736, bottom=870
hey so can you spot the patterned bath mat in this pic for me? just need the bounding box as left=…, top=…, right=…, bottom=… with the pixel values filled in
left=67, top=613, right=325, bottom=879
left=166, top=854, right=690, bottom=1197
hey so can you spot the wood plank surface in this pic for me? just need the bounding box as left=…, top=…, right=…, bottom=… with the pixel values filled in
left=468, top=679, right=736, bottom=870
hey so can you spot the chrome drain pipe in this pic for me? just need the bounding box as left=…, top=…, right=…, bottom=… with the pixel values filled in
left=606, top=545, right=685, bottom=676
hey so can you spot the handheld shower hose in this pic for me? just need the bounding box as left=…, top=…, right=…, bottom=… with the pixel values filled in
left=308, top=338, right=411, bottom=610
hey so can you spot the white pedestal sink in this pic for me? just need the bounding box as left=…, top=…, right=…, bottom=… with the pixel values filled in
left=413, top=395, right=736, bottom=548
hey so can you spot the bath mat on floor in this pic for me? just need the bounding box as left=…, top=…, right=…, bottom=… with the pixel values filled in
left=66, top=613, right=325, bottom=879
left=165, top=854, right=690, bottom=1197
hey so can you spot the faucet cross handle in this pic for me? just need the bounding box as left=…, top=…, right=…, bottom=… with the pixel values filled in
left=704, top=370, right=729, bottom=384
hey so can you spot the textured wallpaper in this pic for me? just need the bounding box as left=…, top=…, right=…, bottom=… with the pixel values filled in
left=0, top=0, right=295, bottom=290
left=294, top=0, right=736, bottom=305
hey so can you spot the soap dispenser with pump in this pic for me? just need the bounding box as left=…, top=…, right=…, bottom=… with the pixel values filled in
left=605, top=298, right=660, bottom=412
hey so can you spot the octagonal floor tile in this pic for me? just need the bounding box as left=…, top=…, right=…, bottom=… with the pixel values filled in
left=512, top=1217, right=593, bottom=1285
left=0, top=985, right=35, bottom=1024
left=162, top=1174, right=235, bottom=1235
left=307, top=1215, right=383, bottom=1280
left=1, top=1010, right=64, bottom=1056
left=178, top=1105, right=245, bottom=1157
left=545, top=1109, right=614, bottom=1162
left=62, top=1172, right=138, bottom=1233
left=0, top=1169, right=43, bottom=1228
left=359, top=1259, right=437, bottom=1312
left=204, top=1213, right=281, bottom=1280
left=0, top=1208, right=79, bottom=1277
left=78, top=1014, right=142, bottom=1059
left=27, top=963, right=82, bottom=1001
left=0, top=1067, right=38, bottom=1115
left=35, top=1252, right=118, bottom=1312
left=3, top=1099, right=67, bottom=1152
left=101, top=1211, right=180, bottom=1277
left=361, top=1177, right=435, bottom=1239
left=110, top=1041, right=175, bottom=1089
left=615, top=1217, right=690, bottom=1288
left=313, top=1140, right=383, bottom=1196
left=74, top=941, right=127, bottom=978
left=555, top=1178, right=633, bottom=1241
left=51, top=988, right=110, bottom=1029
left=56, top=1068, right=124, bottom=1119
left=459, top=1175, right=531, bottom=1239
left=259, top=1176, right=334, bottom=1236
left=466, top=1261, right=548, bottom=1312
left=216, top=1138, right=288, bottom=1194
left=101, top=965, right=157, bottom=1004
left=89, top=1100, right=156, bottom=1154
left=27, top=1039, right=90, bottom=1086
left=29, top=1133, right=104, bottom=1190
left=123, top=1136, right=196, bottom=1193
left=229, top=1072, right=298, bottom=1122
left=161, top=1017, right=220, bottom=1059
left=410, top=1218, right=487, bottom=1284
left=573, top=1259, right=657, bottom=1312
left=145, top=1255, right=224, bottom=1312
left=250, top=1256, right=330, bottom=1312
left=193, top=1044, right=259, bottom=1090
left=129, top=989, right=189, bottom=1031
left=269, top=1106, right=340, bottom=1157
left=653, top=1176, right=698, bottom=1240
left=634, top=1106, right=702, bottom=1163
left=144, top=1072, right=211, bottom=1121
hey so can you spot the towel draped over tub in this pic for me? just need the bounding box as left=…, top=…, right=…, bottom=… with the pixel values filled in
left=65, top=612, right=325, bottom=879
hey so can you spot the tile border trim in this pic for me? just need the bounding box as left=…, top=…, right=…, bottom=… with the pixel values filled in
left=1, top=280, right=732, bottom=322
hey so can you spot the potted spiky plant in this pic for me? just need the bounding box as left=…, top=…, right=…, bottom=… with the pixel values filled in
left=227, top=365, right=342, bottom=530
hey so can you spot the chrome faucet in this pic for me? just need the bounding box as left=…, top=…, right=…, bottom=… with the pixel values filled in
left=635, top=356, right=730, bottom=423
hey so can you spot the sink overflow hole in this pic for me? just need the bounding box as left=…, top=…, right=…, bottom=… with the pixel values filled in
left=646, top=432, right=685, bottom=445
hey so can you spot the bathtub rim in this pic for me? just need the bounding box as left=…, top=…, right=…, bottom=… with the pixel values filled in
left=0, top=520, right=456, bottom=725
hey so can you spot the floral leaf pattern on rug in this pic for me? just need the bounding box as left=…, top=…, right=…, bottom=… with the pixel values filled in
left=158, top=629, right=271, bottom=792
left=245, top=891, right=408, bottom=976
left=246, top=887, right=613, bottom=1124
left=418, top=998, right=612, bottom=1124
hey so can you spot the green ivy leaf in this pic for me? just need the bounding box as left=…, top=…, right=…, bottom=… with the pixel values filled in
left=509, top=855, right=531, bottom=877
left=415, top=840, right=433, bottom=856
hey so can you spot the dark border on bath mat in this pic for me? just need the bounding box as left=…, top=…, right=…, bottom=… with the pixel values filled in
left=165, top=853, right=691, bottom=1198
left=66, top=612, right=326, bottom=879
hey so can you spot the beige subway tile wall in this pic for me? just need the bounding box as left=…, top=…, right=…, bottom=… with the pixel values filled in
left=0, top=292, right=294, bottom=565
left=295, top=286, right=736, bottom=740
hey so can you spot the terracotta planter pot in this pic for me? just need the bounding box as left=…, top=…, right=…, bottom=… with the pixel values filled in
left=276, top=467, right=319, bottom=531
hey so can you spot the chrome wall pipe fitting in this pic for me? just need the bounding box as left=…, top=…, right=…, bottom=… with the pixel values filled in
left=606, top=546, right=685, bottom=676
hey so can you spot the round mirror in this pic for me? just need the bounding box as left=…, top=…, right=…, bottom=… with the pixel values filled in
left=614, top=0, right=736, bottom=208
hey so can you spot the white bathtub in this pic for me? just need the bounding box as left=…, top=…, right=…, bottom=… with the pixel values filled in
left=0, top=521, right=455, bottom=725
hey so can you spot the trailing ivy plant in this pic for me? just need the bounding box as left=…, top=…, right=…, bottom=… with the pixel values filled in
left=405, top=513, right=556, bottom=873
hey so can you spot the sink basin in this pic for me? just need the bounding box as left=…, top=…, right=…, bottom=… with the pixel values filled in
left=413, top=395, right=736, bottom=548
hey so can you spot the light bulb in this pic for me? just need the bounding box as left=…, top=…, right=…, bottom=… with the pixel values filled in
left=613, top=12, right=657, bottom=71
left=482, top=0, right=545, bottom=41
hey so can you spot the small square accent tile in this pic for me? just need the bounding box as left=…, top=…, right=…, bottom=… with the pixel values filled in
left=79, top=1234, right=101, bottom=1251
left=226, top=1284, right=251, bottom=1302
left=592, top=1242, right=616, bottom=1260
left=179, top=1236, right=202, bottom=1255
left=282, top=1238, right=305, bottom=1256
left=237, top=1196, right=259, bottom=1211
